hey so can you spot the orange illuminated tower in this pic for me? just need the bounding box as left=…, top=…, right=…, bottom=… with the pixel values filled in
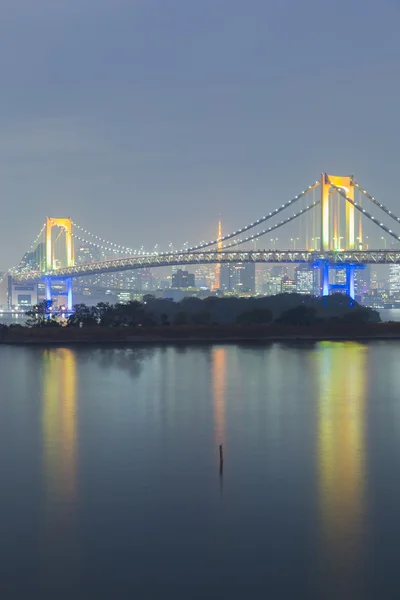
left=213, top=218, right=222, bottom=289
left=320, top=174, right=354, bottom=251
left=46, top=217, right=74, bottom=269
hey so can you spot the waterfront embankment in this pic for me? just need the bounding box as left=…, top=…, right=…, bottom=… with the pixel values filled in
left=3, top=322, right=400, bottom=344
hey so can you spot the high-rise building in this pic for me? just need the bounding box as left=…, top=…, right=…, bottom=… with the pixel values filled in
left=75, top=245, right=101, bottom=264
left=295, top=265, right=315, bottom=294
left=172, top=269, right=195, bottom=288
left=265, top=276, right=282, bottom=295
left=370, top=269, right=378, bottom=290
left=220, top=264, right=230, bottom=291
left=355, top=265, right=371, bottom=296
left=256, top=266, right=270, bottom=295
left=334, top=269, right=347, bottom=285
left=194, top=265, right=214, bottom=289
left=389, top=265, right=400, bottom=296
left=281, top=277, right=297, bottom=294
left=271, top=265, right=286, bottom=278
left=220, top=263, right=255, bottom=294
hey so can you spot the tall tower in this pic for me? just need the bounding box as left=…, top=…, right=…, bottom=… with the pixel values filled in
left=45, top=217, right=74, bottom=269
left=213, top=218, right=222, bottom=290
left=320, top=174, right=354, bottom=251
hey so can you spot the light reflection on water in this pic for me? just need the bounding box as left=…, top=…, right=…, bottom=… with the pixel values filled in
left=42, top=348, right=77, bottom=505
left=315, top=342, right=367, bottom=597
left=41, top=348, right=79, bottom=589
left=2, top=342, right=400, bottom=597
left=212, top=347, right=226, bottom=448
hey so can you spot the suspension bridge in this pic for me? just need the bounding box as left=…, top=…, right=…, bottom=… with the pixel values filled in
left=9, top=173, right=400, bottom=310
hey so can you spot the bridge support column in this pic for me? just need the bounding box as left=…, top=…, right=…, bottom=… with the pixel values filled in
left=66, top=278, right=73, bottom=312
left=44, top=277, right=52, bottom=304
left=346, top=265, right=356, bottom=300
left=321, top=261, right=330, bottom=297
left=320, top=174, right=355, bottom=250
left=316, top=261, right=364, bottom=300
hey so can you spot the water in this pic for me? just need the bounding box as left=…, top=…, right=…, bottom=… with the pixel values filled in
left=379, top=308, right=400, bottom=321
left=1, top=342, right=400, bottom=598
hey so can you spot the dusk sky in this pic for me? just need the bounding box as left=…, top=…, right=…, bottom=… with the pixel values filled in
left=1, top=0, right=400, bottom=268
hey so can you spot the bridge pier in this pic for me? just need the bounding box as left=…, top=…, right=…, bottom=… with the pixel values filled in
left=66, top=278, right=73, bottom=312
left=317, top=260, right=364, bottom=300
left=45, top=277, right=52, bottom=304
left=346, top=265, right=356, bottom=300
left=42, top=276, right=73, bottom=313
left=321, top=261, right=330, bottom=297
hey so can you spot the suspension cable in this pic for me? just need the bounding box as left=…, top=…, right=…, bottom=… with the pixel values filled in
left=72, top=181, right=320, bottom=255
left=354, top=181, right=400, bottom=227
left=14, top=223, right=46, bottom=271
left=29, top=223, right=46, bottom=251
left=72, top=232, right=134, bottom=255
left=327, top=177, right=400, bottom=245
left=220, top=201, right=320, bottom=249
left=186, top=180, right=320, bottom=252
left=72, top=222, right=136, bottom=253
left=72, top=223, right=162, bottom=256
left=71, top=232, right=158, bottom=256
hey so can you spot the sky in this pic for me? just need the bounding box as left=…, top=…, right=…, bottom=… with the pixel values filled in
left=1, top=0, right=400, bottom=268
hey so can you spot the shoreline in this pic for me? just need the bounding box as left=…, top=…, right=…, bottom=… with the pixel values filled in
left=2, top=324, right=400, bottom=345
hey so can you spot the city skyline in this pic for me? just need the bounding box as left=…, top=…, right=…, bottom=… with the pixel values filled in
left=8, top=191, right=400, bottom=311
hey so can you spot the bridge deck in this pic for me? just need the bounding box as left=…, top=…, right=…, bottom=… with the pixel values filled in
left=12, top=249, right=400, bottom=281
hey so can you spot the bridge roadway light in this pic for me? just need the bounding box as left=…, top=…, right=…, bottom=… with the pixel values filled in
left=290, top=237, right=299, bottom=250
left=333, top=236, right=344, bottom=251
left=381, top=237, right=387, bottom=249
left=312, top=237, right=320, bottom=251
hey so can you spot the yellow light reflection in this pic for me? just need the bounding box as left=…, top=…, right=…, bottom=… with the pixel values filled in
left=42, top=348, right=77, bottom=503
left=212, top=347, right=227, bottom=447
left=316, top=341, right=367, bottom=583
left=41, top=348, right=78, bottom=583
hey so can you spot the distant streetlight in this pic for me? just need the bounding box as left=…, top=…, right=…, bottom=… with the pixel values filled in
left=381, top=236, right=387, bottom=249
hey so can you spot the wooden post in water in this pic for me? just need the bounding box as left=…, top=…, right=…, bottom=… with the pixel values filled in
left=219, top=444, right=223, bottom=463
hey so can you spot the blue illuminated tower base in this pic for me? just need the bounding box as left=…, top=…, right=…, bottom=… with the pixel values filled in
left=44, top=276, right=73, bottom=312
left=315, top=260, right=365, bottom=300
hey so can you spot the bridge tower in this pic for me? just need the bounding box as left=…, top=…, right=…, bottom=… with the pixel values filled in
left=321, top=173, right=354, bottom=251
left=44, top=217, right=75, bottom=312
left=46, top=217, right=74, bottom=269
left=213, top=218, right=223, bottom=290
left=319, top=174, right=358, bottom=298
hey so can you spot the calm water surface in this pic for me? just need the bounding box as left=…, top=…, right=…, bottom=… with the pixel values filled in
left=1, top=342, right=400, bottom=598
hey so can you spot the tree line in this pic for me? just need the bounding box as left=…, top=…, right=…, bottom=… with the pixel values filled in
left=21, top=293, right=381, bottom=328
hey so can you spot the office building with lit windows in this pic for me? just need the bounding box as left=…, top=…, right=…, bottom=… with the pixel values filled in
left=220, top=263, right=255, bottom=294
left=172, top=269, right=195, bottom=288
left=295, top=265, right=315, bottom=294
left=389, top=265, right=400, bottom=297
